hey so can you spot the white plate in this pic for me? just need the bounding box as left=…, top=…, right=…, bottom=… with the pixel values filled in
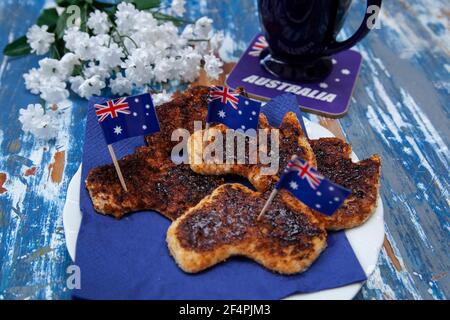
left=63, top=119, right=384, bottom=300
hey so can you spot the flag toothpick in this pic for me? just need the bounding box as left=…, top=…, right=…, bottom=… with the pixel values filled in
left=257, top=188, right=279, bottom=221
left=107, top=144, right=128, bottom=192
left=91, top=93, right=161, bottom=193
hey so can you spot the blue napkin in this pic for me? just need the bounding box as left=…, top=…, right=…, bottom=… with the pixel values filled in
left=72, top=94, right=366, bottom=300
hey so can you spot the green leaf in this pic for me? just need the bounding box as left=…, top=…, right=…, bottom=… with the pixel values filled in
left=153, top=12, right=188, bottom=26
left=72, top=64, right=83, bottom=77
left=49, top=38, right=66, bottom=59
left=131, top=0, right=161, bottom=10
left=49, top=46, right=61, bottom=59
left=55, top=8, right=71, bottom=39
left=3, top=36, right=32, bottom=57
left=80, top=4, right=89, bottom=32
left=36, top=8, right=59, bottom=29
left=56, top=0, right=82, bottom=7
left=93, top=0, right=116, bottom=9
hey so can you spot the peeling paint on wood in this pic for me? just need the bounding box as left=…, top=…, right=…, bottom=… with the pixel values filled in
left=0, top=173, right=7, bottom=194
left=7, top=139, right=21, bottom=153
left=383, top=236, right=402, bottom=272
left=24, top=167, right=37, bottom=177
left=48, top=151, right=65, bottom=184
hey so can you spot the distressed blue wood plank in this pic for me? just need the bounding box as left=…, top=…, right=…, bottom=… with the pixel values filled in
left=0, top=0, right=86, bottom=299
left=345, top=0, right=450, bottom=300
left=0, top=0, right=448, bottom=300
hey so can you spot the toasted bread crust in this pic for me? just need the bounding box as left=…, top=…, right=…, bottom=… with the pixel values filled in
left=309, top=138, right=381, bottom=230
left=86, top=150, right=225, bottom=221
left=188, top=112, right=316, bottom=192
left=167, top=184, right=327, bottom=274
left=146, top=86, right=210, bottom=161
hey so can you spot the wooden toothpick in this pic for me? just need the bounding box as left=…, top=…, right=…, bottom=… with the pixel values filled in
left=257, top=188, right=279, bottom=221
left=257, top=154, right=299, bottom=221
left=107, top=144, right=128, bottom=192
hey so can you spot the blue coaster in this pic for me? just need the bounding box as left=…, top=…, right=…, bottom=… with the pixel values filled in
left=226, top=34, right=363, bottom=117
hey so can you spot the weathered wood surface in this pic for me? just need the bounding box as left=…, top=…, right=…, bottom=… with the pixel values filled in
left=0, top=0, right=448, bottom=299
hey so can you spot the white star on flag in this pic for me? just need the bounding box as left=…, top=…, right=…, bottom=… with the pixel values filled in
left=113, top=126, right=123, bottom=135
left=289, top=181, right=298, bottom=190
left=218, top=110, right=226, bottom=118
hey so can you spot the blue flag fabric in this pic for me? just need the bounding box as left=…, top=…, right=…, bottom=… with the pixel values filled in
left=91, top=93, right=160, bottom=145
left=207, top=86, right=261, bottom=131
left=277, top=157, right=351, bottom=216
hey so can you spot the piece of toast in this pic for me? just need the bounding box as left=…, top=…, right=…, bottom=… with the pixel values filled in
left=167, top=183, right=327, bottom=274
left=309, top=138, right=381, bottom=230
left=86, top=86, right=222, bottom=220
left=145, top=85, right=210, bottom=161
left=188, top=112, right=316, bottom=192
left=86, top=147, right=225, bottom=220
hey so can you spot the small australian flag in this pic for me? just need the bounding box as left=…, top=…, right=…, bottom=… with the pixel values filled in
left=207, top=86, right=261, bottom=131
left=276, top=157, right=351, bottom=216
left=91, top=93, right=160, bottom=144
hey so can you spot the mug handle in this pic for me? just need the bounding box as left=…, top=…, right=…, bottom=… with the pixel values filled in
left=323, top=0, right=382, bottom=55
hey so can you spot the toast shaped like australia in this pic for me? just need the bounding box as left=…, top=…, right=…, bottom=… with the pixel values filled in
left=167, top=183, right=327, bottom=274
left=86, top=148, right=225, bottom=220
left=309, top=138, right=381, bottom=230
left=86, top=86, right=225, bottom=220
left=188, top=112, right=316, bottom=192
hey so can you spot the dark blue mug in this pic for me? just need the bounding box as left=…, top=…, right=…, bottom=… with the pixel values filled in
left=258, top=0, right=382, bottom=82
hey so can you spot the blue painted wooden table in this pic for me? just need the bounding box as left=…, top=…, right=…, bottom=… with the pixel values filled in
left=0, top=0, right=448, bottom=300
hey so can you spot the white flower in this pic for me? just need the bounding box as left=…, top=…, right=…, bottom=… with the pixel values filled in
left=77, top=75, right=106, bottom=98
left=63, top=27, right=89, bottom=53
left=26, top=25, right=55, bottom=55
left=194, top=17, right=213, bottom=39
left=23, top=68, right=42, bottom=94
left=115, top=2, right=139, bottom=36
left=171, top=0, right=186, bottom=16
left=181, top=24, right=195, bottom=39
left=203, top=53, right=223, bottom=80
left=87, top=10, right=111, bottom=35
left=152, top=90, right=172, bottom=106
left=210, top=31, right=224, bottom=52
left=70, top=34, right=106, bottom=61
left=69, top=76, right=84, bottom=95
left=39, top=58, right=69, bottom=80
left=153, top=58, right=174, bottom=83
left=19, top=104, right=59, bottom=140
left=39, top=78, right=70, bottom=104
left=134, top=11, right=158, bottom=31
left=91, top=34, right=111, bottom=47
left=178, top=47, right=202, bottom=82
left=97, top=43, right=125, bottom=68
left=109, top=73, right=132, bottom=96
left=59, top=53, right=80, bottom=76
left=72, top=37, right=96, bottom=61
left=194, top=41, right=209, bottom=55
left=22, top=4, right=222, bottom=102
left=83, top=61, right=111, bottom=81
left=123, top=49, right=154, bottom=86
